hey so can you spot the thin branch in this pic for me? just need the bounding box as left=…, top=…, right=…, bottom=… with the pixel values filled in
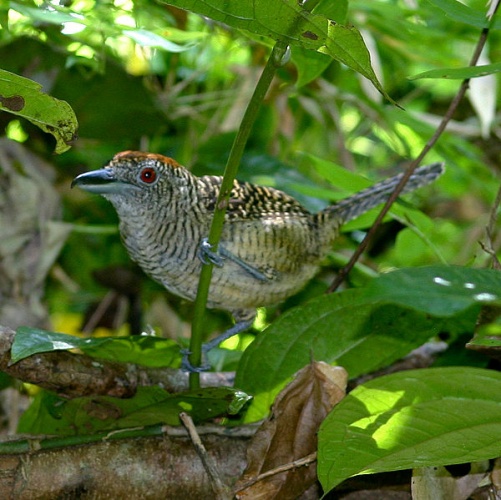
left=179, top=412, right=232, bottom=500
left=234, top=452, right=318, bottom=493
left=480, top=182, right=501, bottom=270
left=328, top=17, right=496, bottom=292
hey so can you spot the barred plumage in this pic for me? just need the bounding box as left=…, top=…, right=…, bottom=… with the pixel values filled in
left=72, top=152, right=444, bottom=365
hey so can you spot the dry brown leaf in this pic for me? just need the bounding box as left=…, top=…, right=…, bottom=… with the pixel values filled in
left=0, top=139, right=71, bottom=328
left=235, top=361, right=347, bottom=499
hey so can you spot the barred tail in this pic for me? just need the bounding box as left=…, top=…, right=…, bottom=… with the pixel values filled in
left=323, top=162, right=444, bottom=225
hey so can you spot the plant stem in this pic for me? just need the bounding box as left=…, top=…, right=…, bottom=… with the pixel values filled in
left=188, top=41, right=289, bottom=389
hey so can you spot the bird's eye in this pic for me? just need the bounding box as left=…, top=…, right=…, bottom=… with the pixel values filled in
left=138, top=167, right=157, bottom=184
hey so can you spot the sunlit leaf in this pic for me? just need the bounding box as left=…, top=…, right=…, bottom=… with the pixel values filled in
left=469, top=52, right=496, bottom=138
left=161, top=0, right=390, bottom=100
left=318, top=367, right=501, bottom=493
left=236, top=290, right=451, bottom=422
left=10, top=1, right=85, bottom=25
left=123, top=29, right=195, bottom=52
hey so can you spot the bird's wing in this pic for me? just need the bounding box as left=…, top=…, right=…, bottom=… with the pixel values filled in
left=199, top=176, right=312, bottom=220
left=198, top=176, right=319, bottom=278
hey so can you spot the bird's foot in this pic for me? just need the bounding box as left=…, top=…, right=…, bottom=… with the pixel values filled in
left=180, top=318, right=255, bottom=372
left=180, top=348, right=211, bottom=372
left=198, top=238, right=225, bottom=267
left=198, top=237, right=269, bottom=281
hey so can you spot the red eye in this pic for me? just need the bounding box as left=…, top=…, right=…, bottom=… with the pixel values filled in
left=139, top=167, right=157, bottom=184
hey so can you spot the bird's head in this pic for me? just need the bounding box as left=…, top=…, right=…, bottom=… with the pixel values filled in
left=72, top=151, right=192, bottom=211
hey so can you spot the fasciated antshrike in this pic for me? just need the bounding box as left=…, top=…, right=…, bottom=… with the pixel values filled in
left=72, top=151, right=443, bottom=370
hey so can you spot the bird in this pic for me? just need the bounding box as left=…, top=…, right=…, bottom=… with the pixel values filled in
left=72, top=151, right=444, bottom=370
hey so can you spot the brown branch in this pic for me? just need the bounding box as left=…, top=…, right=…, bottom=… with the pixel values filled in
left=0, top=429, right=249, bottom=498
left=0, top=326, right=233, bottom=398
left=329, top=24, right=494, bottom=292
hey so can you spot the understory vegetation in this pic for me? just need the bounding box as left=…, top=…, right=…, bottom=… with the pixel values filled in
left=1, top=0, right=501, bottom=497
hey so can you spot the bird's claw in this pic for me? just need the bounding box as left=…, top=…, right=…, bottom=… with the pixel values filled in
left=180, top=318, right=254, bottom=372
left=180, top=348, right=211, bottom=373
left=198, top=238, right=269, bottom=282
left=198, top=238, right=225, bottom=267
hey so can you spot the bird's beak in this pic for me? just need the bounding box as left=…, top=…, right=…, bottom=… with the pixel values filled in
left=71, top=168, right=122, bottom=194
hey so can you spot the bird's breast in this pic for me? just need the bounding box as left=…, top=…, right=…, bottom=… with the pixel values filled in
left=116, top=211, right=324, bottom=311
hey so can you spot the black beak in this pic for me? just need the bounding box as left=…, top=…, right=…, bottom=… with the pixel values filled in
left=71, top=168, right=117, bottom=194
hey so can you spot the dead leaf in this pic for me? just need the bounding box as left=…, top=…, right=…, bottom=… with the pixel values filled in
left=235, top=361, right=347, bottom=499
left=0, top=139, right=71, bottom=328
left=412, top=463, right=489, bottom=500
left=469, top=51, right=496, bottom=138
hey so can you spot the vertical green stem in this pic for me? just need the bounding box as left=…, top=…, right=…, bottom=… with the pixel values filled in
left=188, top=41, right=289, bottom=389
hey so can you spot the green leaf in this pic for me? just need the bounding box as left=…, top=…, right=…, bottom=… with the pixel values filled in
left=426, top=0, right=490, bottom=28
left=466, top=315, right=501, bottom=350
left=364, top=266, right=501, bottom=316
left=10, top=1, right=85, bottom=25
left=13, top=327, right=181, bottom=368
left=318, top=367, right=501, bottom=492
left=0, top=69, right=78, bottom=154
left=298, top=152, right=372, bottom=192
left=18, top=386, right=251, bottom=435
left=13, top=328, right=77, bottom=362
left=118, top=386, right=251, bottom=427
left=291, top=47, right=332, bottom=88
left=235, top=290, right=449, bottom=422
left=123, top=29, right=195, bottom=52
left=410, top=62, right=501, bottom=80
left=161, top=0, right=390, bottom=101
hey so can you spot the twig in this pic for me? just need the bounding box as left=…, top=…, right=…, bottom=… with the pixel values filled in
left=81, top=290, right=117, bottom=333
left=480, top=182, right=501, bottom=270
left=328, top=10, right=499, bottom=292
left=234, top=452, right=317, bottom=492
left=179, top=412, right=231, bottom=500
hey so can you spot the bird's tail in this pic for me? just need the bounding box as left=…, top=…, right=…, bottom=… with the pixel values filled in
left=322, top=162, right=444, bottom=225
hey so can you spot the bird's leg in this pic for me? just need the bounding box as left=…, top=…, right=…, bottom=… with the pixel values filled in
left=198, top=237, right=269, bottom=281
left=181, top=317, right=255, bottom=372
left=202, top=318, right=255, bottom=352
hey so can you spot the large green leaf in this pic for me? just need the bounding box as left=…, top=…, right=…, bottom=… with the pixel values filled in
left=235, top=290, right=453, bottom=422
left=0, top=69, right=77, bottom=154
left=18, top=386, right=251, bottom=435
left=318, top=367, right=501, bottom=493
left=363, top=266, right=501, bottom=316
left=161, top=0, right=389, bottom=100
